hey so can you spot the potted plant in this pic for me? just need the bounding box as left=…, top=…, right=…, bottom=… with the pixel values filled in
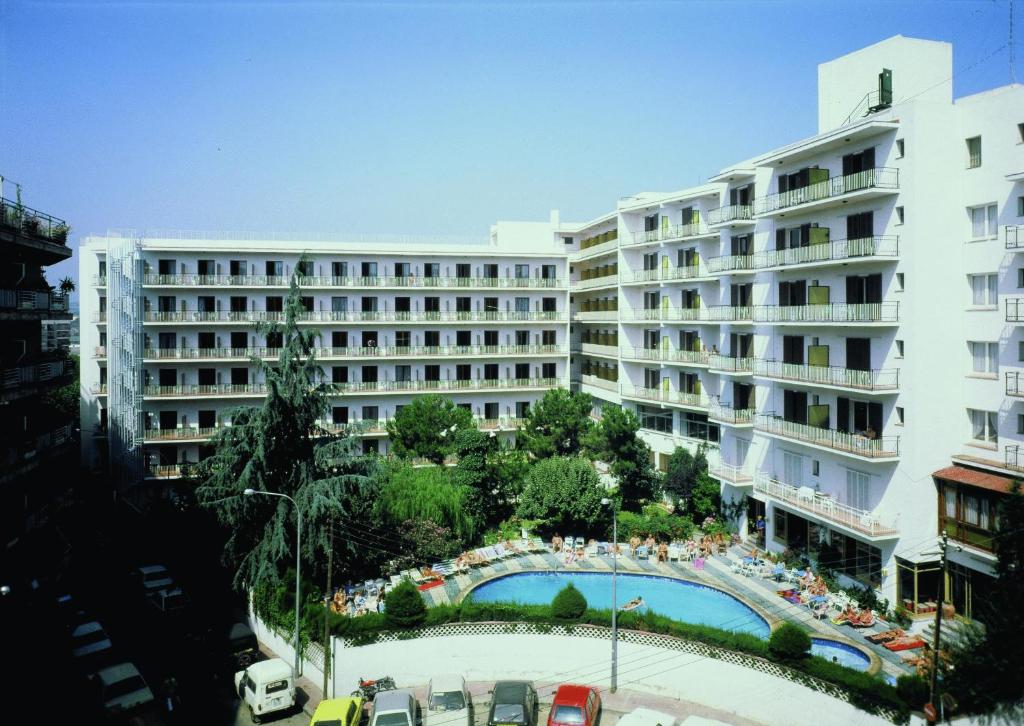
left=22, top=214, right=40, bottom=235
left=53, top=223, right=70, bottom=244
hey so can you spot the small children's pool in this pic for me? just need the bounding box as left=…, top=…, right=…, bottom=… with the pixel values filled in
left=811, top=638, right=871, bottom=671
left=468, top=571, right=770, bottom=638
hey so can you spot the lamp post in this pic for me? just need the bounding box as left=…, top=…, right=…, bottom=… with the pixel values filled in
left=244, top=488, right=302, bottom=679
left=601, top=497, right=618, bottom=693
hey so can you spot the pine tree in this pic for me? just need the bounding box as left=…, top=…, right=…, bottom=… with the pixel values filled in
left=196, top=261, right=375, bottom=591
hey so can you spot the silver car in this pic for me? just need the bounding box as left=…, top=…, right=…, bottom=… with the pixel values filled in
left=426, top=675, right=471, bottom=726
left=370, top=688, right=418, bottom=726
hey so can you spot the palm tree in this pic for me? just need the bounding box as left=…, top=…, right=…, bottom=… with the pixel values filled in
left=58, top=276, right=75, bottom=295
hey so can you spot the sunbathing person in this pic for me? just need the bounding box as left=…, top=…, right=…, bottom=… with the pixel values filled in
left=657, top=542, right=669, bottom=562
left=866, top=628, right=905, bottom=643
left=629, top=535, right=641, bottom=557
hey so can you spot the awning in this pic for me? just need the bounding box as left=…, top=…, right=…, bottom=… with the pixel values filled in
left=933, top=465, right=1015, bottom=494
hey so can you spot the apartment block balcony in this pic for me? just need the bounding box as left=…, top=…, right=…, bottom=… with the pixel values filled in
left=575, top=275, right=618, bottom=290
left=142, top=344, right=566, bottom=362
left=708, top=403, right=755, bottom=427
left=141, top=310, right=567, bottom=325
left=144, top=427, right=219, bottom=443
left=706, top=254, right=755, bottom=274
left=0, top=197, right=71, bottom=262
left=574, top=233, right=619, bottom=261
left=708, top=354, right=754, bottom=374
left=144, top=464, right=183, bottom=479
left=1006, top=371, right=1024, bottom=397
left=620, top=384, right=708, bottom=410
left=621, top=348, right=710, bottom=366
left=1007, top=299, right=1024, bottom=323
left=94, top=312, right=107, bottom=323
left=144, top=383, right=268, bottom=399
left=91, top=384, right=108, bottom=395
left=624, top=265, right=707, bottom=284
left=1005, top=445, right=1024, bottom=473
left=753, top=167, right=899, bottom=217
left=623, top=222, right=711, bottom=247
left=1, top=423, right=75, bottom=480
left=0, top=289, right=70, bottom=319
left=142, top=274, right=568, bottom=289
left=707, top=205, right=753, bottom=226
left=753, top=302, right=898, bottom=325
left=580, top=343, right=618, bottom=358
left=574, top=310, right=618, bottom=322
left=707, top=462, right=753, bottom=486
left=705, top=305, right=753, bottom=323
left=755, top=413, right=899, bottom=460
left=0, top=358, right=72, bottom=401
left=1007, top=225, right=1024, bottom=250
left=94, top=346, right=107, bottom=358
left=755, top=236, right=899, bottom=270
left=94, top=275, right=107, bottom=287
left=754, top=474, right=898, bottom=539
left=754, top=360, right=899, bottom=392
left=581, top=374, right=619, bottom=392
left=143, top=377, right=561, bottom=399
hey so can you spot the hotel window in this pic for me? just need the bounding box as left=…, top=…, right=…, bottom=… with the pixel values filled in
left=969, top=273, right=998, bottom=306
left=515, top=264, right=530, bottom=279
left=969, top=204, right=998, bottom=239
left=332, top=261, right=348, bottom=278
left=938, top=481, right=998, bottom=552
left=516, top=401, right=530, bottom=418
left=966, top=136, right=982, bottom=168
left=361, top=261, right=378, bottom=278
left=424, top=263, right=440, bottom=278
left=332, top=406, right=348, bottom=425
left=968, top=341, right=999, bottom=375
left=395, top=365, right=411, bottom=382
left=542, top=362, right=556, bottom=379
left=332, top=366, right=348, bottom=384
left=514, top=297, right=530, bottom=313
left=456, top=263, right=471, bottom=279
left=968, top=408, right=998, bottom=444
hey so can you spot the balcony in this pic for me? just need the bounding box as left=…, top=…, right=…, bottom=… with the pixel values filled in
left=0, top=289, right=70, bottom=318
left=94, top=275, right=107, bottom=287
left=622, top=348, right=710, bottom=366
left=753, top=302, right=898, bottom=325
left=0, top=197, right=71, bottom=259
left=705, top=305, right=753, bottom=323
left=755, top=236, right=899, bottom=270
left=143, top=377, right=561, bottom=399
left=708, top=404, right=755, bottom=427
left=707, top=205, right=753, bottom=226
left=708, top=462, right=753, bottom=485
left=144, top=464, right=183, bottom=479
left=94, top=346, right=107, bottom=358
left=141, top=310, right=567, bottom=324
left=625, top=265, right=706, bottom=283
left=0, top=358, right=71, bottom=400
left=581, top=374, right=619, bottom=392
left=580, top=343, right=618, bottom=358
left=755, top=414, right=899, bottom=460
left=1007, top=372, right=1024, bottom=397
left=575, top=275, right=618, bottom=290
left=1005, top=445, right=1024, bottom=473
left=144, top=383, right=268, bottom=398
left=142, top=274, right=568, bottom=289
left=708, top=354, right=754, bottom=374
left=706, top=254, right=755, bottom=274
left=1007, top=225, right=1024, bottom=251
left=620, top=384, right=708, bottom=410
left=1007, top=299, right=1024, bottom=323
left=1, top=423, right=75, bottom=478
left=623, top=222, right=710, bottom=247
left=754, top=474, right=899, bottom=539
left=91, top=384, right=108, bottom=395
left=574, top=310, right=618, bottom=322
left=94, top=312, right=107, bottom=323
left=142, top=344, right=566, bottom=361
left=144, top=427, right=219, bottom=443
left=754, top=360, right=899, bottom=392
left=753, top=167, right=899, bottom=217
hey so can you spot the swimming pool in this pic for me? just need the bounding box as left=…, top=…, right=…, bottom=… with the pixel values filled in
left=468, top=571, right=770, bottom=638
left=811, top=638, right=871, bottom=671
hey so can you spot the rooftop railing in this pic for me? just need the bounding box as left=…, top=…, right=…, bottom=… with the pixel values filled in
left=754, top=167, right=899, bottom=216
left=0, top=197, right=69, bottom=245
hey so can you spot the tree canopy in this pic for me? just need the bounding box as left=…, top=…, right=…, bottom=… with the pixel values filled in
left=374, top=463, right=478, bottom=541
left=385, top=394, right=475, bottom=464
left=516, top=456, right=606, bottom=533
left=587, top=407, right=659, bottom=510
left=451, top=427, right=527, bottom=528
left=518, top=388, right=595, bottom=459
left=663, top=444, right=719, bottom=519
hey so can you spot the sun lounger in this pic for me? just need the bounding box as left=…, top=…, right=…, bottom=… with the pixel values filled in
left=849, top=610, right=875, bottom=627
left=866, top=628, right=905, bottom=643
left=884, top=635, right=926, bottom=652
left=492, top=544, right=509, bottom=559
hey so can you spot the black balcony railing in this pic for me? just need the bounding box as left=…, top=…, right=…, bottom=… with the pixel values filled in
left=754, top=167, right=899, bottom=216
left=0, top=197, right=69, bottom=245
left=1006, top=445, right=1024, bottom=472
left=1007, top=225, right=1024, bottom=250
left=1007, top=372, right=1024, bottom=397
left=1006, top=299, right=1024, bottom=323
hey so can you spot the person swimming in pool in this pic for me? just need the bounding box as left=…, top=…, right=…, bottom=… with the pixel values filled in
left=621, top=595, right=645, bottom=611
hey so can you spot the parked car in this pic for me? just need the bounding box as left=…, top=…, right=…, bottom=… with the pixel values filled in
left=426, top=674, right=471, bottom=726
left=311, top=696, right=365, bottom=726
left=147, top=586, right=188, bottom=614
left=548, top=685, right=600, bottom=726
left=234, top=657, right=295, bottom=724
left=70, top=621, right=113, bottom=660
left=369, top=688, right=417, bottom=726
left=133, top=565, right=174, bottom=595
left=90, top=662, right=156, bottom=716
left=56, top=593, right=90, bottom=631
left=615, top=708, right=680, bottom=726
left=227, top=621, right=261, bottom=668
left=487, top=681, right=538, bottom=726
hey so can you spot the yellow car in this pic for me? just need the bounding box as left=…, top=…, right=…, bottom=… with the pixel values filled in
left=312, top=696, right=366, bottom=726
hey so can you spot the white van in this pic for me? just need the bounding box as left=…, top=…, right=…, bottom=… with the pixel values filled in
left=234, top=657, right=295, bottom=723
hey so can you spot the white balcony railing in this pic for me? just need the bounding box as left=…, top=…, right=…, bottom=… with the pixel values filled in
left=753, top=302, right=898, bottom=324
left=142, top=344, right=566, bottom=361
left=754, top=360, right=898, bottom=391
left=754, top=414, right=899, bottom=459
left=754, top=474, right=899, bottom=537
left=142, top=274, right=567, bottom=289
left=142, top=310, right=567, bottom=324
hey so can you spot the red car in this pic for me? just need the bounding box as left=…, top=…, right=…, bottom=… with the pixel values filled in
left=548, top=684, right=601, bottom=726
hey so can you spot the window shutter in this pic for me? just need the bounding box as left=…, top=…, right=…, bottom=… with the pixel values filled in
left=837, top=397, right=850, bottom=433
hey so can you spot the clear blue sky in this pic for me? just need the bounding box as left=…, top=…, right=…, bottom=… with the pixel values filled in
left=1, top=0, right=1019, bottom=293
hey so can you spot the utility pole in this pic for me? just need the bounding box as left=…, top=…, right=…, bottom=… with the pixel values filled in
left=322, top=519, right=334, bottom=699
left=927, top=532, right=949, bottom=725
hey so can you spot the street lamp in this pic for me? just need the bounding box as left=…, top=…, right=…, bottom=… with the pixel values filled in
left=601, top=497, right=618, bottom=693
left=244, top=488, right=302, bottom=679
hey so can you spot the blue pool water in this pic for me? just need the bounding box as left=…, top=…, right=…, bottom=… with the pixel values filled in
left=469, top=571, right=770, bottom=638
left=811, top=638, right=871, bottom=671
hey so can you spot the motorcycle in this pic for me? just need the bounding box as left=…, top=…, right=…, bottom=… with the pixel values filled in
left=351, top=675, right=396, bottom=699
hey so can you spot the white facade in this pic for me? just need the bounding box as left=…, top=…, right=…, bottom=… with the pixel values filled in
left=79, top=35, right=1024, bottom=606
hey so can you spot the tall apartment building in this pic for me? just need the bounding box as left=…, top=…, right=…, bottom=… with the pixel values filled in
left=0, top=185, right=74, bottom=540
left=80, top=35, right=1023, bottom=612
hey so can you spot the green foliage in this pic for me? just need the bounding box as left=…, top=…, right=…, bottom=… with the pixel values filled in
left=768, top=622, right=811, bottom=662
left=945, top=483, right=1024, bottom=718
left=375, top=463, right=478, bottom=541
left=664, top=444, right=719, bottom=519
left=196, top=263, right=376, bottom=591
left=587, top=407, right=659, bottom=510
left=451, top=427, right=527, bottom=528
left=551, top=583, right=587, bottom=620
left=58, top=275, right=75, bottom=294
left=383, top=579, right=428, bottom=629
left=386, top=394, right=474, bottom=464
left=518, top=388, right=595, bottom=459
left=896, top=674, right=929, bottom=709
left=393, top=519, right=462, bottom=571
left=42, top=353, right=79, bottom=422
left=515, top=456, right=606, bottom=533
left=616, top=506, right=695, bottom=541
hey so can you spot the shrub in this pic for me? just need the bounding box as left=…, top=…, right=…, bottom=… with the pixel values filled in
left=616, top=506, right=695, bottom=541
left=896, top=674, right=930, bottom=709
left=383, top=580, right=427, bottom=629
left=551, top=583, right=587, bottom=620
left=768, top=622, right=811, bottom=662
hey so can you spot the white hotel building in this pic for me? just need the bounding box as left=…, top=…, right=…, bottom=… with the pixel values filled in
left=81, top=36, right=1023, bottom=613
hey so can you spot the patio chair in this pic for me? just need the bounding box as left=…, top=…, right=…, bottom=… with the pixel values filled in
left=667, top=544, right=682, bottom=561
left=636, top=545, right=650, bottom=560
left=585, top=541, right=599, bottom=558
left=493, top=543, right=509, bottom=559
left=728, top=557, right=744, bottom=574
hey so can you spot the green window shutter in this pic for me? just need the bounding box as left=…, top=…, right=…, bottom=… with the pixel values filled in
left=808, top=285, right=831, bottom=304
left=807, top=344, right=830, bottom=367
left=692, top=337, right=702, bottom=352
left=809, top=227, right=830, bottom=245
left=807, top=404, right=830, bottom=429
left=694, top=292, right=701, bottom=308
left=809, top=168, right=830, bottom=185
left=692, top=209, right=700, bottom=225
